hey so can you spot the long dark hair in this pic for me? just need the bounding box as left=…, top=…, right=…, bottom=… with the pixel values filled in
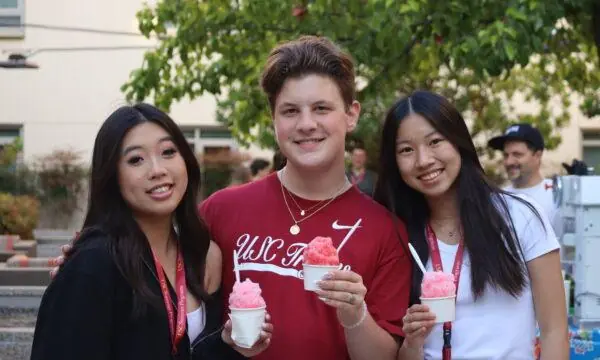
left=374, top=91, right=542, bottom=304
left=73, top=103, right=210, bottom=314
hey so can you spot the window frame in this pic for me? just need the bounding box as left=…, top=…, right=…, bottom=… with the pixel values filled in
left=0, top=0, right=25, bottom=39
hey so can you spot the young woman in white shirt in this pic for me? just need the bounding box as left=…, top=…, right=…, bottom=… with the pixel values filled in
left=374, top=90, right=568, bottom=360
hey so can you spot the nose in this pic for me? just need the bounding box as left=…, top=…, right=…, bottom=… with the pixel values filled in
left=503, top=155, right=517, bottom=167
left=296, top=109, right=318, bottom=133
left=148, top=156, right=168, bottom=180
left=415, top=146, right=435, bottom=169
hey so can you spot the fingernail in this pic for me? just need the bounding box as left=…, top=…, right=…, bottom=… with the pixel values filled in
left=314, top=280, right=323, bottom=289
left=322, top=273, right=333, bottom=280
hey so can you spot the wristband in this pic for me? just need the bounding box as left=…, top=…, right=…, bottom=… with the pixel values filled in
left=340, top=301, right=368, bottom=329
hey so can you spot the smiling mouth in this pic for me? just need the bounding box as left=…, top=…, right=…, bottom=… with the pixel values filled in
left=146, top=184, right=173, bottom=194
left=294, top=138, right=325, bottom=145
left=418, top=169, right=443, bottom=181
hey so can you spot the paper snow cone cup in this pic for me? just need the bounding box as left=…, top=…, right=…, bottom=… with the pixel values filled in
left=303, top=264, right=339, bottom=291
left=229, top=306, right=266, bottom=349
left=420, top=295, right=456, bottom=323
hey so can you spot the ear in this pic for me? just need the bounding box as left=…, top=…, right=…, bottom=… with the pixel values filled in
left=345, top=100, right=361, bottom=132
left=533, top=150, right=543, bottom=160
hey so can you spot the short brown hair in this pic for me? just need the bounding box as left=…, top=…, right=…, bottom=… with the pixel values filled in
left=260, top=36, right=356, bottom=111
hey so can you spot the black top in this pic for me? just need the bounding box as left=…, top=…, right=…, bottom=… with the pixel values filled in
left=31, top=229, right=246, bottom=360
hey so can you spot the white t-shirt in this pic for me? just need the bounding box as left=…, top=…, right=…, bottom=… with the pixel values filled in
left=186, top=303, right=205, bottom=343
left=504, top=179, right=557, bottom=231
left=423, top=194, right=559, bottom=360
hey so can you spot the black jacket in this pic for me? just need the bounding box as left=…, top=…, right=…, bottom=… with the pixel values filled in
left=31, top=230, right=246, bottom=360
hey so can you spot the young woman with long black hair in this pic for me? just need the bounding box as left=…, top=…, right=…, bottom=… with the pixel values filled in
left=374, top=91, right=568, bottom=360
left=31, top=104, right=272, bottom=359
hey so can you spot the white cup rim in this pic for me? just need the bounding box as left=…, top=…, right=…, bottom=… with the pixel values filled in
left=302, top=263, right=339, bottom=269
left=230, top=306, right=267, bottom=311
left=420, top=295, right=456, bottom=301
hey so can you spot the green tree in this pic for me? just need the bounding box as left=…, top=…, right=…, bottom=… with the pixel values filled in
left=0, top=137, right=22, bottom=166
left=122, top=0, right=600, bottom=161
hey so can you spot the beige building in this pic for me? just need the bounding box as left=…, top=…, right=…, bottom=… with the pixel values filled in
left=544, top=99, right=600, bottom=176
left=0, top=0, right=272, bottom=165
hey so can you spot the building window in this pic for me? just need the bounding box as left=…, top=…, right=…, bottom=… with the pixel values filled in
left=0, top=126, right=22, bottom=170
left=180, top=125, right=236, bottom=155
left=0, top=126, right=21, bottom=146
left=199, top=127, right=233, bottom=139
left=582, top=130, right=600, bottom=174
left=0, top=0, right=25, bottom=39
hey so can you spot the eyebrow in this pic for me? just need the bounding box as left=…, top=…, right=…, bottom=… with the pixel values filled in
left=277, top=102, right=297, bottom=109
left=278, top=100, right=332, bottom=108
left=396, top=130, right=439, bottom=145
left=122, top=136, right=173, bottom=156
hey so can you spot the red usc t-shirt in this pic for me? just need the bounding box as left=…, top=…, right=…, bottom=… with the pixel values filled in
left=200, top=173, right=411, bottom=360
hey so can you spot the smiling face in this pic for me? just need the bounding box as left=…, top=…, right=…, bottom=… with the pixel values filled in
left=272, top=74, right=360, bottom=172
left=395, top=113, right=462, bottom=199
left=118, top=122, right=188, bottom=220
left=502, top=140, right=541, bottom=185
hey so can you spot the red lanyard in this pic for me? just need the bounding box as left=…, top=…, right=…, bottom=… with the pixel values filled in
left=425, top=224, right=464, bottom=360
left=152, top=250, right=187, bottom=355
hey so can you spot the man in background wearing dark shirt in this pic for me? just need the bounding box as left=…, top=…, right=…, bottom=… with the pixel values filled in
left=346, top=145, right=377, bottom=197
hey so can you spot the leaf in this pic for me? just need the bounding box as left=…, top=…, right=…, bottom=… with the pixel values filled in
left=506, top=7, right=528, bottom=22
left=504, top=41, right=516, bottom=61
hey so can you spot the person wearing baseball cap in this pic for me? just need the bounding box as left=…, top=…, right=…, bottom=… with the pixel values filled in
left=488, top=123, right=557, bottom=227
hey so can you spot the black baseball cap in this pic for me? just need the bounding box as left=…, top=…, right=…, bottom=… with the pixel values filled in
left=487, top=123, right=545, bottom=151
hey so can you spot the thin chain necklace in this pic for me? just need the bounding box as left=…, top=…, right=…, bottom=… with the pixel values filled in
left=430, top=219, right=462, bottom=241
left=284, top=187, right=324, bottom=216
left=278, top=170, right=350, bottom=235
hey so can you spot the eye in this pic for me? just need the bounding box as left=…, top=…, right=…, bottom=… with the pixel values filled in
left=397, top=147, right=413, bottom=154
left=282, top=108, right=298, bottom=116
left=162, top=147, right=178, bottom=157
left=315, top=105, right=330, bottom=113
left=430, top=138, right=445, bottom=146
left=126, top=155, right=143, bottom=166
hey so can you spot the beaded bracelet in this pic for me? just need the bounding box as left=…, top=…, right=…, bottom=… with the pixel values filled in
left=340, top=300, right=368, bottom=330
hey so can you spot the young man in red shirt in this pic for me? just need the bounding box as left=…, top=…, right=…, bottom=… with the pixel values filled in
left=201, top=36, right=412, bottom=360
left=52, top=36, right=412, bottom=360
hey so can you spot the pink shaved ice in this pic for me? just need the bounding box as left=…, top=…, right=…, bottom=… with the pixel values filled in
left=421, top=271, right=456, bottom=298
left=229, top=279, right=266, bottom=309
left=302, top=237, right=340, bottom=266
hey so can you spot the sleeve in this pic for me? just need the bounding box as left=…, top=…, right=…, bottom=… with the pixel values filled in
left=514, top=195, right=560, bottom=262
left=30, top=256, right=114, bottom=359
left=365, top=219, right=412, bottom=339
left=199, top=194, right=218, bottom=239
